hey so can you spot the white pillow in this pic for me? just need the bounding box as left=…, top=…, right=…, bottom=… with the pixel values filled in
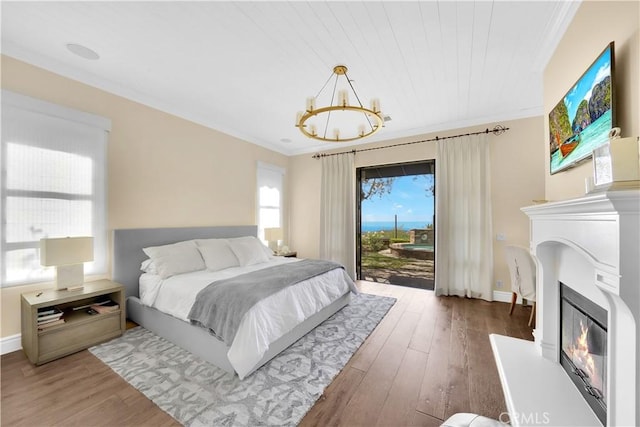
left=229, top=236, right=274, bottom=258
left=195, top=239, right=240, bottom=271
left=142, top=240, right=205, bottom=279
left=140, top=258, right=158, bottom=274
left=261, top=243, right=275, bottom=259
left=227, top=236, right=270, bottom=266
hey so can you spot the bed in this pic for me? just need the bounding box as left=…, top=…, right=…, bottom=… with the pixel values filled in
left=112, top=225, right=354, bottom=379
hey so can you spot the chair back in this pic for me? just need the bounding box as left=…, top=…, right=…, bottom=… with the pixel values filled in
left=504, top=245, right=536, bottom=300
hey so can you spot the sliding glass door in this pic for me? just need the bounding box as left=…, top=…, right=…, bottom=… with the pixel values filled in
left=356, top=160, right=435, bottom=289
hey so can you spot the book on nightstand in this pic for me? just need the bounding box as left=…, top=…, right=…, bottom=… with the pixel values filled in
left=90, top=300, right=119, bottom=314
left=37, top=307, right=63, bottom=323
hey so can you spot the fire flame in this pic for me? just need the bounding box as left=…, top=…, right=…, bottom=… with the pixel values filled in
left=568, top=320, right=603, bottom=396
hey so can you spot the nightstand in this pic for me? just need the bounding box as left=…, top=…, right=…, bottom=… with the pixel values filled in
left=21, top=279, right=125, bottom=365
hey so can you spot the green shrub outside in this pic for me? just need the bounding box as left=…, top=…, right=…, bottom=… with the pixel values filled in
left=361, top=231, right=387, bottom=252
left=362, top=229, right=411, bottom=249
left=361, top=230, right=414, bottom=268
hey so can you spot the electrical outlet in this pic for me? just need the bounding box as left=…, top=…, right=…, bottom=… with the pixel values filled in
left=496, top=280, right=504, bottom=289
left=496, top=233, right=506, bottom=241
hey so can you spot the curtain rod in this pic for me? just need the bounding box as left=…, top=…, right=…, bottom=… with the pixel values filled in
left=312, top=124, right=509, bottom=159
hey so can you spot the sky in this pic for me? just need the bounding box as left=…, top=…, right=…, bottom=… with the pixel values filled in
left=361, top=174, right=434, bottom=224
left=564, top=44, right=611, bottom=122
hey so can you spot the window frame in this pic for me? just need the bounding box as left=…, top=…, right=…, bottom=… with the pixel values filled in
left=1, top=90, right=111, bottom=287
left=256, top=161, right=286, bottom=244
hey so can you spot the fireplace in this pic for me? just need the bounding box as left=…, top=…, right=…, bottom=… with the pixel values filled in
left=490, top=189, right=639, bottom=427
left=560, top=283, right=607, bottom=425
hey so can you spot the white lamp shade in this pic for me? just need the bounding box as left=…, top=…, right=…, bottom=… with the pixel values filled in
left=40, top=237, right=94, bottom=266
left=264, top=228, right=283, bottom=242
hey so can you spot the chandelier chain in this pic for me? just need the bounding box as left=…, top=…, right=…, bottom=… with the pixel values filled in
left=315, top=71, right=335, bottom=99
left=344, top=71, right=375, bottom=132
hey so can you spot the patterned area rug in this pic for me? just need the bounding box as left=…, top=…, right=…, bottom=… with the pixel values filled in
left=89, top=293, right=395, bottom=426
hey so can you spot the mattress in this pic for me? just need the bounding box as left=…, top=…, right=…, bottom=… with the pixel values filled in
left=139, top=257, right=353, bottom=378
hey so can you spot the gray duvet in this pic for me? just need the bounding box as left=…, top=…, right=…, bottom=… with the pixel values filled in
left=188, top=259, right=346, bottom=345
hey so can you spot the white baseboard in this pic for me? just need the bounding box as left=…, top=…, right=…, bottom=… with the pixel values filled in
left=1, top=334, right=22, bottom=355
left=493, top=290, right=513, bottom=303
left=493, top=290, right=533, bottom=305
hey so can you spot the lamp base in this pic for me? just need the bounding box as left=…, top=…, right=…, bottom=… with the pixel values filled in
left=56, top=264, right=85, bottom=291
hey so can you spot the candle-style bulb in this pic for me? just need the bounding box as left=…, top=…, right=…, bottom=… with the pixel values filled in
left=371, top=98, right=380, bottom=113
left=306, top=97, right=315, bottom=112
left=338, top=90, right=349, bottom=107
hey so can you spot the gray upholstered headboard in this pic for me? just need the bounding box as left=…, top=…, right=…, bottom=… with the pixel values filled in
left=112, top=225, right=257, bottom=299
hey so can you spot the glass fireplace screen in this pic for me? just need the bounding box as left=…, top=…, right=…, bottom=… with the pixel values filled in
left=560, top=283, right=607, bottom=424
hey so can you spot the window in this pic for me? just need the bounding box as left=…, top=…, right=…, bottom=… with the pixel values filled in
left=256, top=162, right=285, bottom=243
left=1, top=91, right=110, bottom=287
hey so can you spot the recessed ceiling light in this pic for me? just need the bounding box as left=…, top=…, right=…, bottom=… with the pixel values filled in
left=280, top=138, right=292, bottom=144
left=66, top=43, right=100, bottom=60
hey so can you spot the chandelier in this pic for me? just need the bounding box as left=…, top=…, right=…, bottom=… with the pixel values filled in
left=295, top=65, right=384, bottom=142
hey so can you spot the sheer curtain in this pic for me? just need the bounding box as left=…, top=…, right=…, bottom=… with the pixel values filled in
left=435, top=133, right=493, bottom=300
left=320, top=153, right=356, bottom=279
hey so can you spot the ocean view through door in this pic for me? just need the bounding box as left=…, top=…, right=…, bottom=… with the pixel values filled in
left=356, top=160, right=435, bottom=289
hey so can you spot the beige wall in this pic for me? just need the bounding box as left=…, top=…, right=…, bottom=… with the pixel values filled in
left=1, top=56, right=288, bottom=338
left=289, top=116, right=546, bottom=296
left=544, top=1, right=639, bottom=201
left=4, top=0, right=635, bottom=340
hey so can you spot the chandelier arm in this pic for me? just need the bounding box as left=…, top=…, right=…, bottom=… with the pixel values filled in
left=345, top=71, right=377, bottom=132
left=362, top=108, right=375, bottom=132
left=315, top=71, right=336, bottom=99
left=323, top=73, right=341, bottom=139
left=330, top=72, right=340, bottom=106
left=344, top=72, right=366, bottom=109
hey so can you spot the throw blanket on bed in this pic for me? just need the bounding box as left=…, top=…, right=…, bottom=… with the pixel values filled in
left=188, top=259, right=346, bottom=345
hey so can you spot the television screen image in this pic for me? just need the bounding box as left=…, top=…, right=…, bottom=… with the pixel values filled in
left=549, top=42, right=614, bottom=175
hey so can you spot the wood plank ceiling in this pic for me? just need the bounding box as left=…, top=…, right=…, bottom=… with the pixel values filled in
left=1, top=1, right=579, bottom=155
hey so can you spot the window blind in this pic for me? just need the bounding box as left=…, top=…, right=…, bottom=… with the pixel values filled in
left=256, top=162, right=285, bottom=244
left=1, top=90, right=110, bottom=287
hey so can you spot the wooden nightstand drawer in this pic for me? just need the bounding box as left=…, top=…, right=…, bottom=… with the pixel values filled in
left=38, top=311, right=122, bottom=363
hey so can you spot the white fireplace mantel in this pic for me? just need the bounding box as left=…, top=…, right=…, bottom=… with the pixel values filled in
left=492, top=189, right=639, bottom=427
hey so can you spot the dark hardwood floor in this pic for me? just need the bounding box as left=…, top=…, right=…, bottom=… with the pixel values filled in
left=1, top=281, right=533, bottom=426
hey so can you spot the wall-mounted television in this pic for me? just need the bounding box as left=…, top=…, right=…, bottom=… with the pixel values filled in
left=549, top=42, right=615, bottom=175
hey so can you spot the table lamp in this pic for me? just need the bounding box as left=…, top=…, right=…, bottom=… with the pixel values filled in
left=40, top=236, right=93, bottom=290
left=263, top=227, right=283, bottom=253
